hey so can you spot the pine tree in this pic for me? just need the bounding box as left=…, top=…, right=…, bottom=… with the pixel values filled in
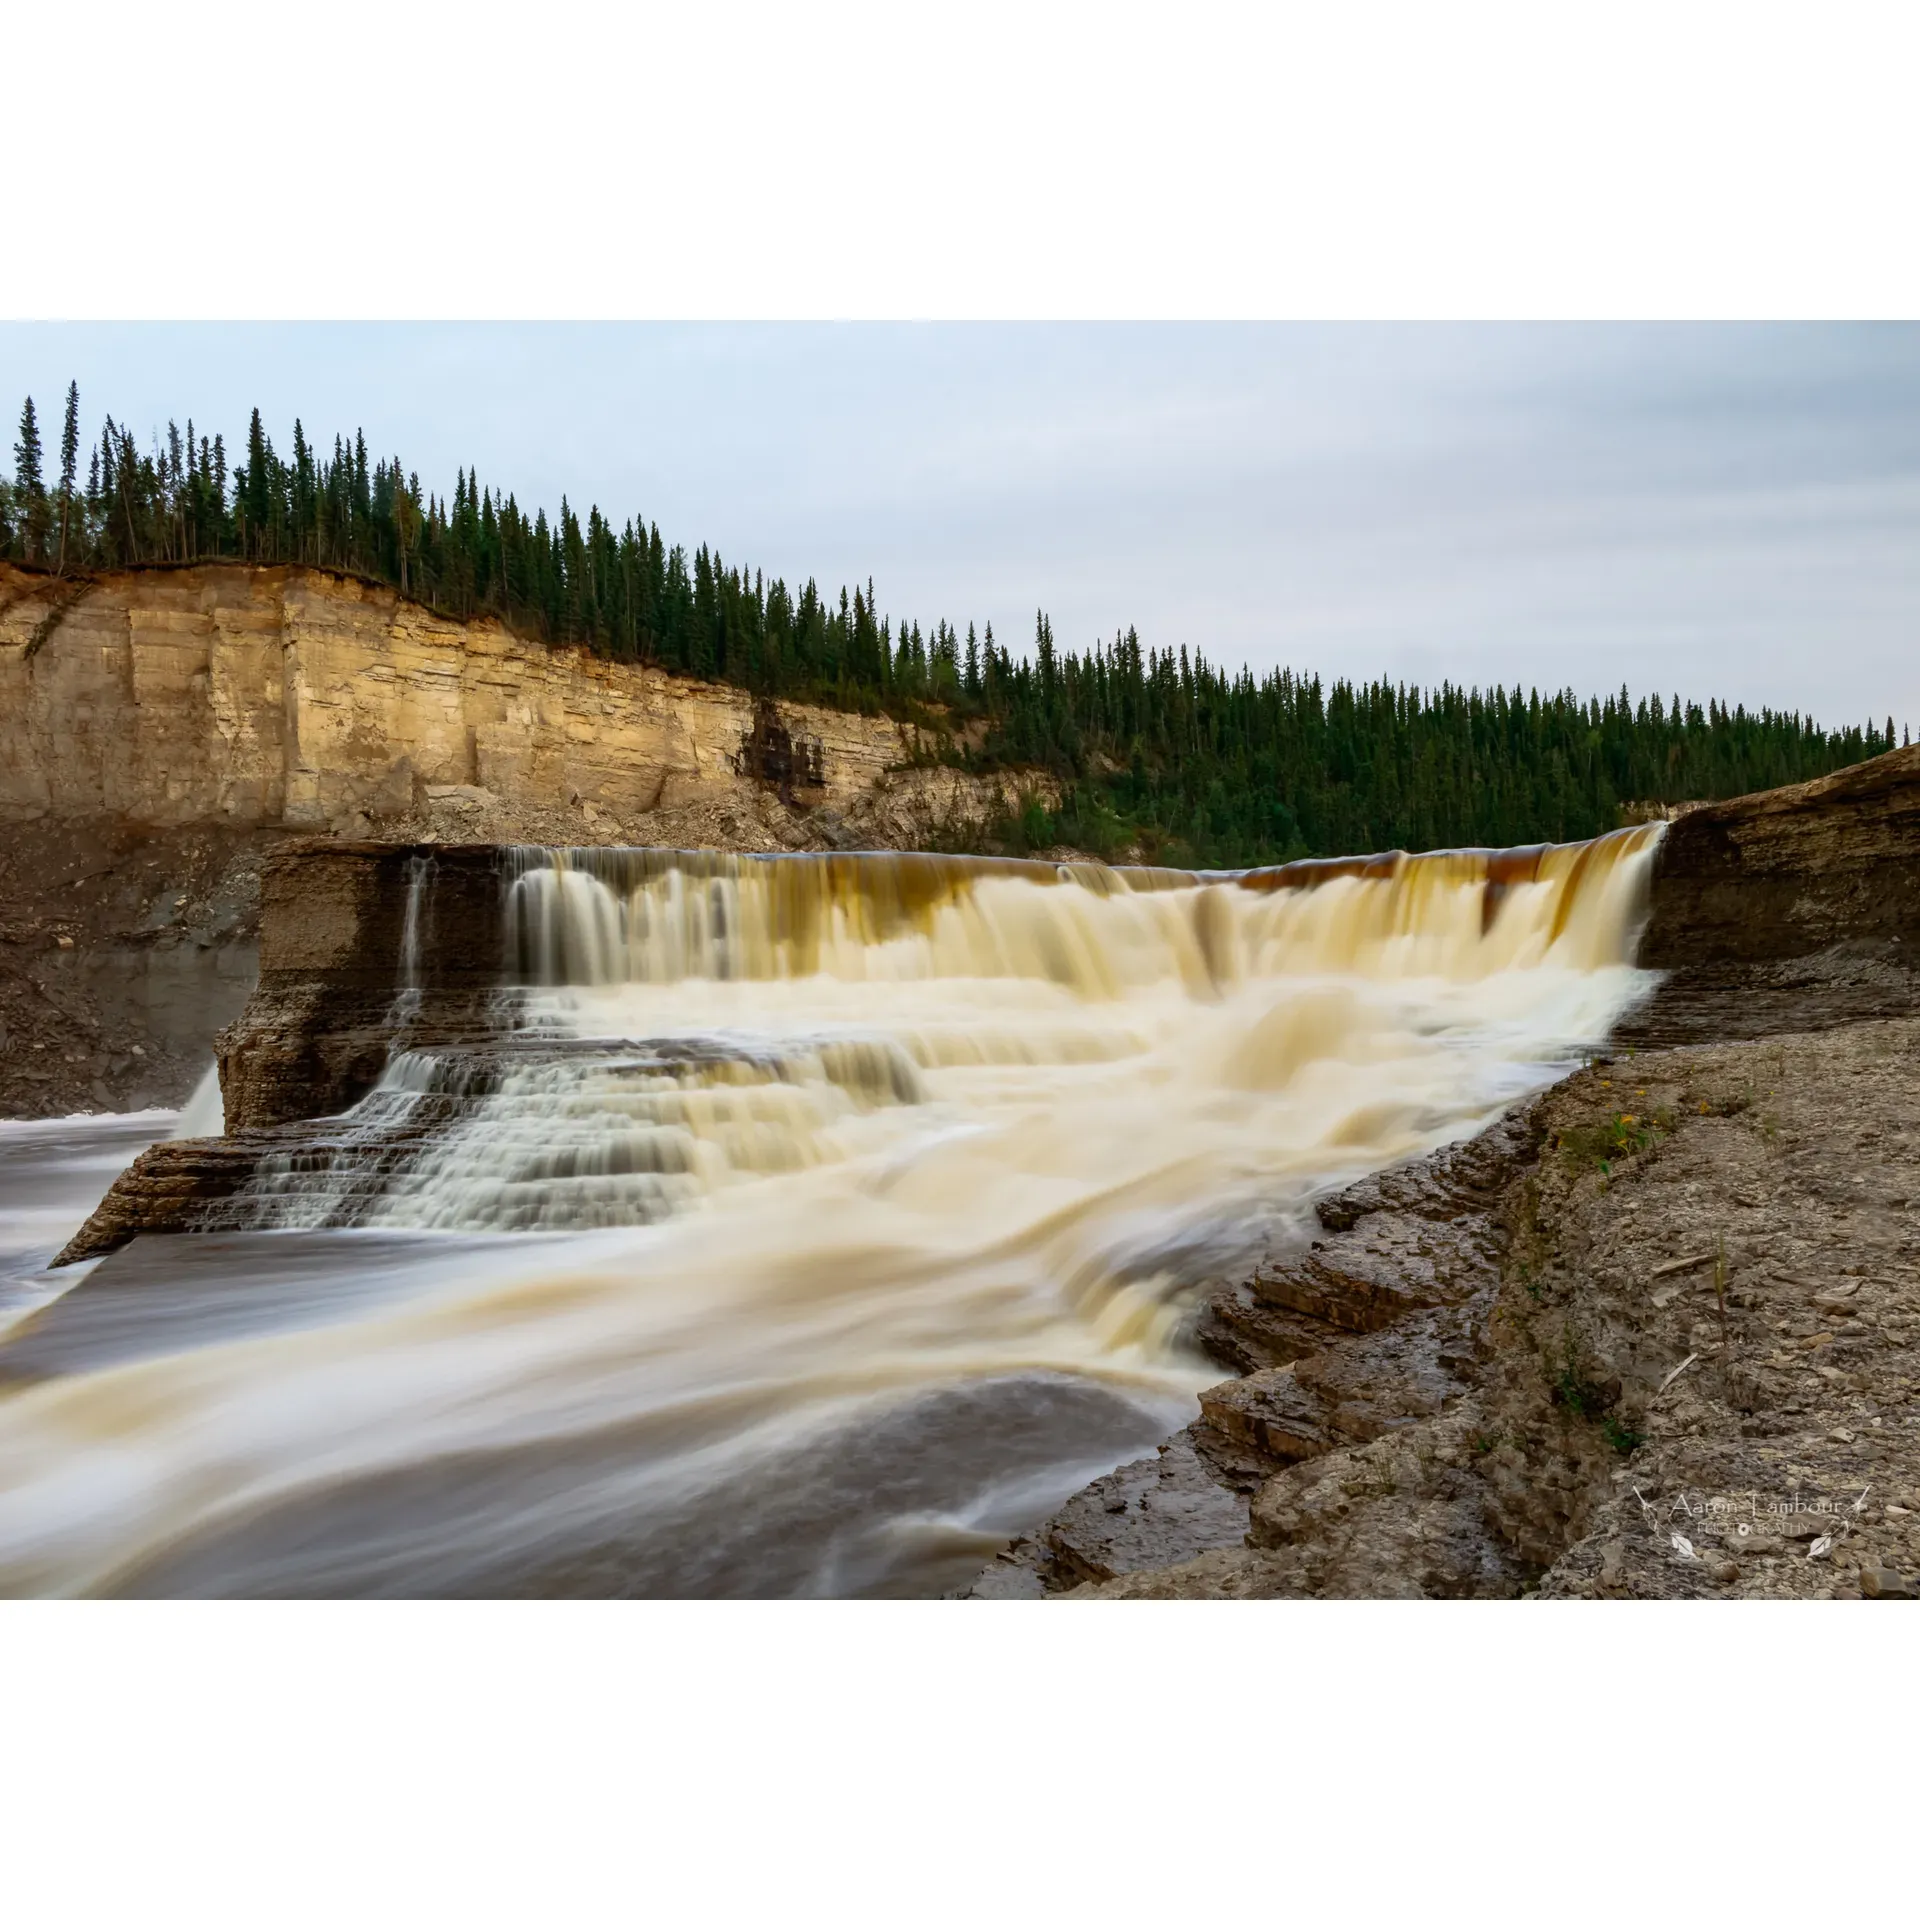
left=244, top=408, right=269, bottom=558
left=13, top=396, right=49, bottom=564
left=56, top=382, right=79, bottom=572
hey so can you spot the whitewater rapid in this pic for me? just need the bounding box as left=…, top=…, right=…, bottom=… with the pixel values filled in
left=0, top=829, right=1661, bottom=1597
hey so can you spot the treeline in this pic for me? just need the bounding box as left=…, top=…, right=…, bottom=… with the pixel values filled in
left=996, top=618, right=1900, bottom=863
left=0, top=385, right=971, bottom=714
left=4, top=386, right=1903, bottom=865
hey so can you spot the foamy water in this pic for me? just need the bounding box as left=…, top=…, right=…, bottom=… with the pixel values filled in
left=0, top=830, right=1661, bottom=1597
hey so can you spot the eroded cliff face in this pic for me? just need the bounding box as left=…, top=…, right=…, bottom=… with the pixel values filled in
left=1618, top=742, right=1920, bottom=1045
left=0, top=563, right=1035, bottom=1116
left=0, top=562, right=1013, bottom=850
left=0, top=819, right=264, bottom=1119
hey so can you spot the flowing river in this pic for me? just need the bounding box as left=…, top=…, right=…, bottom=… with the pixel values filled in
left=0, top=831, right=1661, bottom=1597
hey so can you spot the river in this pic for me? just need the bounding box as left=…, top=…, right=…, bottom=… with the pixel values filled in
left=0, top=831, right=1660, bottom=1596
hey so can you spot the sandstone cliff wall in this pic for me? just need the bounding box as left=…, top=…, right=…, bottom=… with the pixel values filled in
left=0, top=563, right=1008, bottom=850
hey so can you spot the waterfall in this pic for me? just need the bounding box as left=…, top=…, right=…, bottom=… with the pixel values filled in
left=0, top=826, right=1667, bottom=1598
left=169, top=1063, right=225, bottom=1140
left=214, top=828, right=1660, bottom=1237
left=384, top=852, right=437, bottom=1047
left=500, top=832, right=1660, bottom=991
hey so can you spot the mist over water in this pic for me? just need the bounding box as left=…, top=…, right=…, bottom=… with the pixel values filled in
left=0, top=833, right=1661, bottom=1597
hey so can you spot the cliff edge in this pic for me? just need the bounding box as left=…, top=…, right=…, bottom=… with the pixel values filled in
left=0, top=563, right=1033, bottom=1116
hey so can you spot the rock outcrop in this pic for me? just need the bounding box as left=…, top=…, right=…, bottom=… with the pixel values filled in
left=1013, top=1019, right=1920, bottom=1600
left=1619, top=743, right=1920, bottom=1045
left=0, top=562, right=1016, bottom=846
left=0, top=562, right=1040, bottom=1117
left=971, top=1117, right=1534, bottom=1598
left=215, top=841, right=509, bottom=1132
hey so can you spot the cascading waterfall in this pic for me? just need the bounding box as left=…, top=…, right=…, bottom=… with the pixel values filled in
left=169, top=1063, right=225, bottom=1140
left=0, top=828, right=1663, bottom=1598
left=384, top=852, right=436, bottom=1045
left=500, top=836, right=1654, bottom=991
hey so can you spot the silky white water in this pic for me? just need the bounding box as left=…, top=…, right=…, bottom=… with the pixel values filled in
left=0, top=830, right=1661, bottom=1597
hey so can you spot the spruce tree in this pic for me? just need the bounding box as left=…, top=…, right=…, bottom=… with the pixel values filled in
left=13, top=396, right=48, bottom=564
left=56, top=382, right=79, bottom=572
left=244, top=408, right=269, bottom=557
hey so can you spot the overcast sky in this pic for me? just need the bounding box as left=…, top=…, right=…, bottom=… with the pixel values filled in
left=6, top=323, right=1915, bottom=732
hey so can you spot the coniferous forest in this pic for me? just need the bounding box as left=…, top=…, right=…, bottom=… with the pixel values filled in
left=3, top=386, right=1902, bottom=867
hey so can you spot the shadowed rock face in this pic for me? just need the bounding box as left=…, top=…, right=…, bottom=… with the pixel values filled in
left=52, top=840, right=512, bottom=1264
left=215, top=841, right=509, bottom=1133
left=1619, top=743, right=1920, bottom=1046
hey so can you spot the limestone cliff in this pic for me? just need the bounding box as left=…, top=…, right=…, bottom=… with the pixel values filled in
left=0, top=561, right=1019, bottom=850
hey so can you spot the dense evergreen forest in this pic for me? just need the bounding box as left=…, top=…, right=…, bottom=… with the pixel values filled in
left=4, top=386, right=1903, bottom=866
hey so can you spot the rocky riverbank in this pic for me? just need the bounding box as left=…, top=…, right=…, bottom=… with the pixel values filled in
left=968, top=1019, right=1920, bottom=1599
left=958, top=745, right=1920, bottom=1599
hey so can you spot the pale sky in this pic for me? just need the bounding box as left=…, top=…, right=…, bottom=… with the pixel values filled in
left=6, top=323, right=1915, bottom=732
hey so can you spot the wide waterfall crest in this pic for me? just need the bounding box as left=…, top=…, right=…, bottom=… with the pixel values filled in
left=208, top=828, right=1662, bottom=1239
left=502, top=830, right=1660, bottom=992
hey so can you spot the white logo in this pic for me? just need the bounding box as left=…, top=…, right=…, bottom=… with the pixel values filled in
left=1630, top=1483, right=1869, bottom=1563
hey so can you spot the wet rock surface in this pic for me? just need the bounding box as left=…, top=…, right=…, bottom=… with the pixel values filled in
left=215, top=841, right=511, bottom=1133
left=1046, top=1437, right=1251, bottom=1586
left=965, top=1114, right=1530, bottom=1597
left=980, top=1016, right=1920, bottom=1600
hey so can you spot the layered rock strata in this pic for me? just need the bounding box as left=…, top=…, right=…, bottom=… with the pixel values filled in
left=1619, top=743, right=1920, bottom=1044
left=213, top=841, right=510, bottom=1133
left=0, top=562, right=1016, bottom=847
left=1, top=562, right=1040, bottom=1115
left=970, top=1119, right=1533, bottom=1598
